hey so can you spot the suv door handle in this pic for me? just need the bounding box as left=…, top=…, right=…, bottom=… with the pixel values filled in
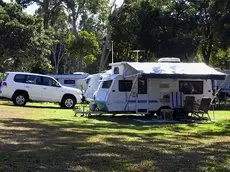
left=25, top=86, right=29, bottom=88
left=43, top=88, right=47, bottom=90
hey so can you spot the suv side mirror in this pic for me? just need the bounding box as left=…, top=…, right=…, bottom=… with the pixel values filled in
left=55, top=82, right=61, bottom=87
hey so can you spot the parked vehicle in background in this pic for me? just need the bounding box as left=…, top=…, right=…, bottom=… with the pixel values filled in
left=213, top=69, right=230, bottom=101
left=48, top=72, right=89, bottom=90
left=0, top=72, right=82, bottom=108
left=83, top=70, right=112, bottom=102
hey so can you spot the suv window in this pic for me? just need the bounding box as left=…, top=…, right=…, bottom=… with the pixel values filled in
left=14, top=74, right=26, bottom=83
left=42, top=77, right=59, bottom=87
left=26, top=75, right=42, bottom=85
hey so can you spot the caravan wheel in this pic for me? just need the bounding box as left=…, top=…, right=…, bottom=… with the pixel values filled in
left=156, top=106, right=171, bottom=116
left=145, top=112, right=156, bottom=118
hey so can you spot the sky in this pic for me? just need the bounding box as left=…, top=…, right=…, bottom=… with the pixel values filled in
left=4, top=0, right=124, bottom=15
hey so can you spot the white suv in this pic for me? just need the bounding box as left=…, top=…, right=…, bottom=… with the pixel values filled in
left=0, top=72, right=82, bottom=108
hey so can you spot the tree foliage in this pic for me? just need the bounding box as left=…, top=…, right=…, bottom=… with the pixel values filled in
left=0, top=3, right=53, bottom=72
left=65, top=31, right=99, bottom=71
left=110, top=0, right=230, bottom=68
left=1, top=0, right=230, bottom=74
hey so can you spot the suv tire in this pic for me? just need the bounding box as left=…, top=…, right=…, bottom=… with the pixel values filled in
left=61, top=95, right=76, bottom=109
left=12, top=92, right=27, bottom=106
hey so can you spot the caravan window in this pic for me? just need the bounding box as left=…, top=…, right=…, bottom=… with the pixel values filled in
left=86, top=78, right=91, bottom=85
left=179, top=81, right=203, bottom=94
left=64, top=80, right=75, bottom=84
left=102, top=80, right=112, bottom=88
left=119, top=80, right=132, bottom=92
left=114, top=67, right=119, bottom=74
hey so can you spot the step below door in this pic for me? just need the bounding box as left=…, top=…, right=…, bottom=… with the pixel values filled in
left=136, top=94, right=149, bottom=113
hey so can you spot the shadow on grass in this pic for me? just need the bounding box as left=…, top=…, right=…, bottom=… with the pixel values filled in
left=6, top=104, right=63, bottom=110
left=199, top=120, right=230, bottom=136
left=0, top=117, right=229, bottom=171
left=1, top=100, right=80, bottom=110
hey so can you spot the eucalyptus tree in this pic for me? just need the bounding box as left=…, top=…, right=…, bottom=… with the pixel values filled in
left=60, top=0, right=110, bottom=72
left=110, top=0, right=187, bottom=62
left=48, top=7, right=69, bottom=73
left=0, top=3, right=53, bottom=72
left=65, top=31, right=99, bottom=72
left=110, top=0, right=229, bottom=66
left=16, top=0, right=63, bottom=29
left=185, top=0, right=230, bottom=65
left=98, top=0, right=123, bottom=72
left=62, top=0, right=109, bottom=38
left=15, top=0, right=110, bottom=73
left=207, top=0, right=230, bottom=68
left=63, top=0, right=110, bottom=72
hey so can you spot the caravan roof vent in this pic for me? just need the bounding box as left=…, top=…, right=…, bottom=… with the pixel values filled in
left=158, top=57, right=181, bottom=63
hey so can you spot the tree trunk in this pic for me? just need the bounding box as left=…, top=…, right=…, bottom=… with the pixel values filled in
left=99, top=40, right=111, bottom=72
left=98, top=1, right=124, bottom=72
left=201, top=36, right=213, bottom=65
left=43, top=0, right=50, bottom=29
left=76, top=55, right=84, bottom=71
left=52, top=43, right=65, bottom=74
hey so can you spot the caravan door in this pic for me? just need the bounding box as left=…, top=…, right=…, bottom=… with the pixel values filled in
left=136, top=77, right=149, bottom=113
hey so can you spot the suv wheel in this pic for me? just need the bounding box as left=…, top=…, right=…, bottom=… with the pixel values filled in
left=61, top=96, right=76, bottom=109
left=12, top=93, right=27, bottom=106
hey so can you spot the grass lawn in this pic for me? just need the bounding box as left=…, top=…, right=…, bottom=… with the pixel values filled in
left=0, top=101, right=229, bottom=171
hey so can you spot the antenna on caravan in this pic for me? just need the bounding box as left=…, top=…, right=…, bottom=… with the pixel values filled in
left=129, top=50, right=145, bottom=62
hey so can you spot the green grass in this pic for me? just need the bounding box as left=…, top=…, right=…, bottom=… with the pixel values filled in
left=0, top=101, right=229, bottom=171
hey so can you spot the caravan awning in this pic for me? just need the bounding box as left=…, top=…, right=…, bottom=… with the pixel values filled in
left=126, top=62, right=226, bottom=80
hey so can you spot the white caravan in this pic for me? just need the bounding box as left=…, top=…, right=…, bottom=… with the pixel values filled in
left=84, top=70, right=112, bottom=102
left=93, top=61, right=226, bottom=114
left=48, top=73, right=89, bottom=91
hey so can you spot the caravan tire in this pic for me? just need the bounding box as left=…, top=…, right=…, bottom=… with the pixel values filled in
left=156, top=106, right=171, bottom=116
left=145, top=113, right=154, bottom=118
left=145, top=111, right=157, bottom=118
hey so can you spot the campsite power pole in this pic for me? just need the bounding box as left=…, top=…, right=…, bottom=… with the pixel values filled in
left=111, top=40, right=114, bottom=64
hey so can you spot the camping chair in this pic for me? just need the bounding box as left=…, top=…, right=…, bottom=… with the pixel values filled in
left=191, top=98, right=212, bottom=120
left=174, top=96, right=195, bottom=120
left=183, top=96, right=195, bottom=114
